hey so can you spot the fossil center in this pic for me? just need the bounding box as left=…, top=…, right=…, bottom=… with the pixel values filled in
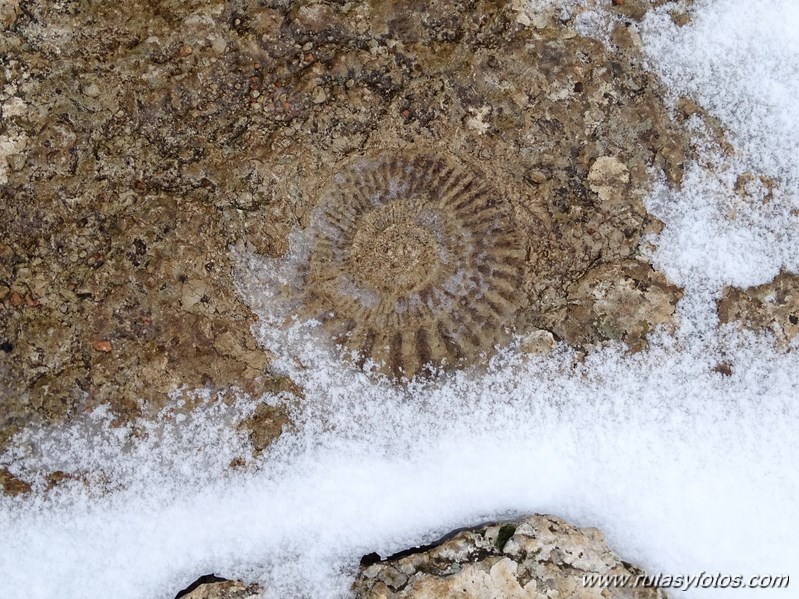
left=348, top=204, right=441, bottom=295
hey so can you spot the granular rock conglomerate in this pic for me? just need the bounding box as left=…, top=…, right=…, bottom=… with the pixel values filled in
left=1, top=0, right=695, bottom=459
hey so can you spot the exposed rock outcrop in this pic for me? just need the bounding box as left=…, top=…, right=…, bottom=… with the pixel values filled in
left=174, top=515, right=665, bottom=599
left=2, top=0, right=693, bottom=463
left=718, top=273, right=799, bottom=347
left=178, top=579, right=262, bottom=599
left=353, top=514, right=665, bottom=599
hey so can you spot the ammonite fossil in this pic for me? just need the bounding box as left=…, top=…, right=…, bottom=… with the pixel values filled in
left=297, top=153, right=525, bottom=379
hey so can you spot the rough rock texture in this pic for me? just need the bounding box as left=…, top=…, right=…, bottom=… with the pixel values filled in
left=171, top=515, right=665, bottom=599
left=0, top=466, right=31, bottom=496
left=226, top=0, right=699, bottom=375
left=1, top=0, right=696, bottom=455
left=239, top=402, right=290, bottom=452
left=276, top=151, right=527, bottom=378
left=549, top=259, right=683, bottom=352
left=180, top=579, right=262, bottom=599
left=718, top=273, right=799, bottom=347
left=353, top=514, right=665, bottom=598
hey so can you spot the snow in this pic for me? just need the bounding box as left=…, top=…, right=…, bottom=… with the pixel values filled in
left=639, top=0, right=799, bottom=291
left=2, top=1, right=799, bottom=598
left=2, top=330, right=797, bottom=598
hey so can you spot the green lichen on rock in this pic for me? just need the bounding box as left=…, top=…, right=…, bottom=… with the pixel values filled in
left=495, top=523, right=517, bottom=550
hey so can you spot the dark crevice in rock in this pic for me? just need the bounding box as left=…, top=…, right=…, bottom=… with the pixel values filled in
left=175, top=574, right=228, bottom=599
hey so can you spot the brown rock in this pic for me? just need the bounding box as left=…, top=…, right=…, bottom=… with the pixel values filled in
left=0, top=0, right=693, bottom=459
left=0, top=467, right=31, bottom=496
left=284, top=152, right=526, bottom=379
left=544, top=260, right=683, bottom=352
left=718, top=272, right=799, bottom=345
left=588, top=156, right=631, bottom=204
left=520, top=330, right=557, bottom=355
left=0, top=0, right=19, bottom=28
left=179, top=579, right=261, bottom=599
left=92, top=340, right=113, bottom=353
left=241, top=404, right=289, bottom=453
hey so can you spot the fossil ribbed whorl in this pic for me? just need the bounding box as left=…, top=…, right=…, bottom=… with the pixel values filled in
left=299, top=153, right=524, bottom=379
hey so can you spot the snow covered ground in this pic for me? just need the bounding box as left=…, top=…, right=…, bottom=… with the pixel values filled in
left=2, top=1, right=798, bottom=597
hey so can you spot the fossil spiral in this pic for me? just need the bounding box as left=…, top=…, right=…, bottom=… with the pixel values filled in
left=297, top=153, right=525, bottom=379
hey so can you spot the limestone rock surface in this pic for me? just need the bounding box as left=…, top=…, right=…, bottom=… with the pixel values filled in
left=180, top=580, right=262, bottom=599
left=172, top=515, right=665, bottom=599
left=1, top=0, right=695, bottom=462
left=718, top=273, right=799, bottom=347
left=353, top=514, right=666, bottom=599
